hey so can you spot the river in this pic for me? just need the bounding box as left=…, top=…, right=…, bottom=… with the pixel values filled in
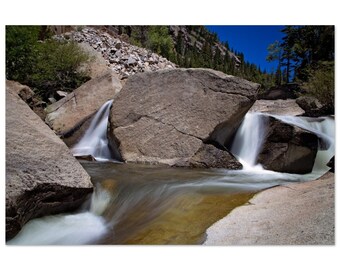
left=8, top=102, right=334, bottom=245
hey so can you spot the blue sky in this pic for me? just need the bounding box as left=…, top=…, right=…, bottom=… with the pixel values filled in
left=206, top=26, right=285, bottom=73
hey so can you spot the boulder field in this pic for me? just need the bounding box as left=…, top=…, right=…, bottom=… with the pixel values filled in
left=108, top=68, right=260, bottom=167
left=6, top=81, right=93, bottom=241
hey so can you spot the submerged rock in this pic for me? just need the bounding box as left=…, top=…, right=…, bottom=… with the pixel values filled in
left=257, top=116, right=319, bottom=174
left=45, top=70, right=122, bottom=147
left=6, top=81, right=93, bottom=241
left=109, top=68, right=260, bottom=167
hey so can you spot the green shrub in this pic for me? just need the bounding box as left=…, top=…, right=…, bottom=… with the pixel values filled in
left=302, top=61, right=334, bottom=109
left=31, top=40, right=90, bottom=99
left=6, top=26, right=40, bottom=82
left=146, top=26, right=175, bottom=61
left=6, top=26, right=90, bottom=101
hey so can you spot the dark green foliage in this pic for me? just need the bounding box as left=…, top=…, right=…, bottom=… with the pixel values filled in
left=147, top=26, right=176, bottom=62
left=302, top=61, right=334, bottom=112
left=6, top=26, right=41, bottom=82
left=6, top=26, right=90, bottom=101
left=267, top=25, right=334, bottom=109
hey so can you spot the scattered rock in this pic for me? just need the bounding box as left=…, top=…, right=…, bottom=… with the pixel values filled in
left=48, top=97, right=57, bottom=104
left=109, top=68, right=260, bottom=167
left=6, top=81, right=93, bottom=241
left=257, top=116, right=319, bottom=174
left=54, top=27, right=177, bottom=80
left=56, top=90, right=68, bottom=99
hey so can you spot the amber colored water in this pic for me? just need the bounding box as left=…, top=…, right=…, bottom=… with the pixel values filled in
left=82, top=162, right=256, bottom=245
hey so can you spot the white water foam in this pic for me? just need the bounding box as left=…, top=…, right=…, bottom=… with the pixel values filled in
left=230, top=112, right=334, bottom=176
left=230, top=112, right=267, bottom=169
left=7, top=187, right=112, bottom=245
left=72, top=100, right=114, bottom=161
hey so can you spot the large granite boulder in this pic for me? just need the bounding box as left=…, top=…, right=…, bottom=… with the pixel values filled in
left=296, top=96, right=333, bottom=117
left=109, top=68, right=260, bottom=167
left=257, top=116, right=319, bottom=174
left=77, top=42, right=111, bottom=79
left=258, top=83, right=300, bottom=100
left=187, top=144, right=242, bottom=169
left=6, top=81, right=93, bottom=241
left=45, top=70, right=122, bottom=146
left=6, top=80, right=47, bottom=120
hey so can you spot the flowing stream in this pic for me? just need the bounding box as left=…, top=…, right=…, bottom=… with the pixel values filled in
left=8, top=103, right=335, bottom=245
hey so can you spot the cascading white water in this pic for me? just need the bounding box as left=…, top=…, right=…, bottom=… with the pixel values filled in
left=8, top=110, right=335, bottom=245
left=231, top=112, right=335, bottom=174
left=272, top=114, right=335, bottom=173
left=7, top=186, right=111, bottom=245
left=72, top=100, right=114, bottom=161
left=230, top=113, right=267, bottom=170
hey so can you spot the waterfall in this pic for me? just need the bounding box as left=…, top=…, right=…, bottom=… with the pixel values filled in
left=71, top=100, right=114, bottom=161
left=230, top=112, right=335, bottom=173
left=272, top=114, right=335, bottom=173
left=230, top=113, right=267, bottom=170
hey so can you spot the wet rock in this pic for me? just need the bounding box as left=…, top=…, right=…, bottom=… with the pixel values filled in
left=6, top=81, right=93, bottom=240
left=187, top=144, right=242, bottom=169
left=327, top=156, right=335, bottom=173
left=257, top=116, right=319, bottom=174
left=109, top=68, right=259, bottom=167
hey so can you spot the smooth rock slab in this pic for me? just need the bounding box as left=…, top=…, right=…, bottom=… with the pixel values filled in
left=6, top=81, right=93, bottom=241
left=204, top=172, right=335, bottom=245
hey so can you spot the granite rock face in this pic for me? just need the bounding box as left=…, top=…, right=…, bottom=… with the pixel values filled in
left=109, top=68, right=260, bottom=167
left=6, top=81, right=93, bottom=240
left=45, top=70, right=122, bottom=146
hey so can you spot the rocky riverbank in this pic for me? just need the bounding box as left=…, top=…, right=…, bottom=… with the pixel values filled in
left=204, top=171, right=335, bottom=245
left=54, top=26, right=177, bottom=80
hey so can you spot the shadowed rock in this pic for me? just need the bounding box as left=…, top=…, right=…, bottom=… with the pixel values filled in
left=187, top=144, right=242, bottom=169
left=257, top=116, right=318, bottom=174
left=6, top=81, right=93, bottom=241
